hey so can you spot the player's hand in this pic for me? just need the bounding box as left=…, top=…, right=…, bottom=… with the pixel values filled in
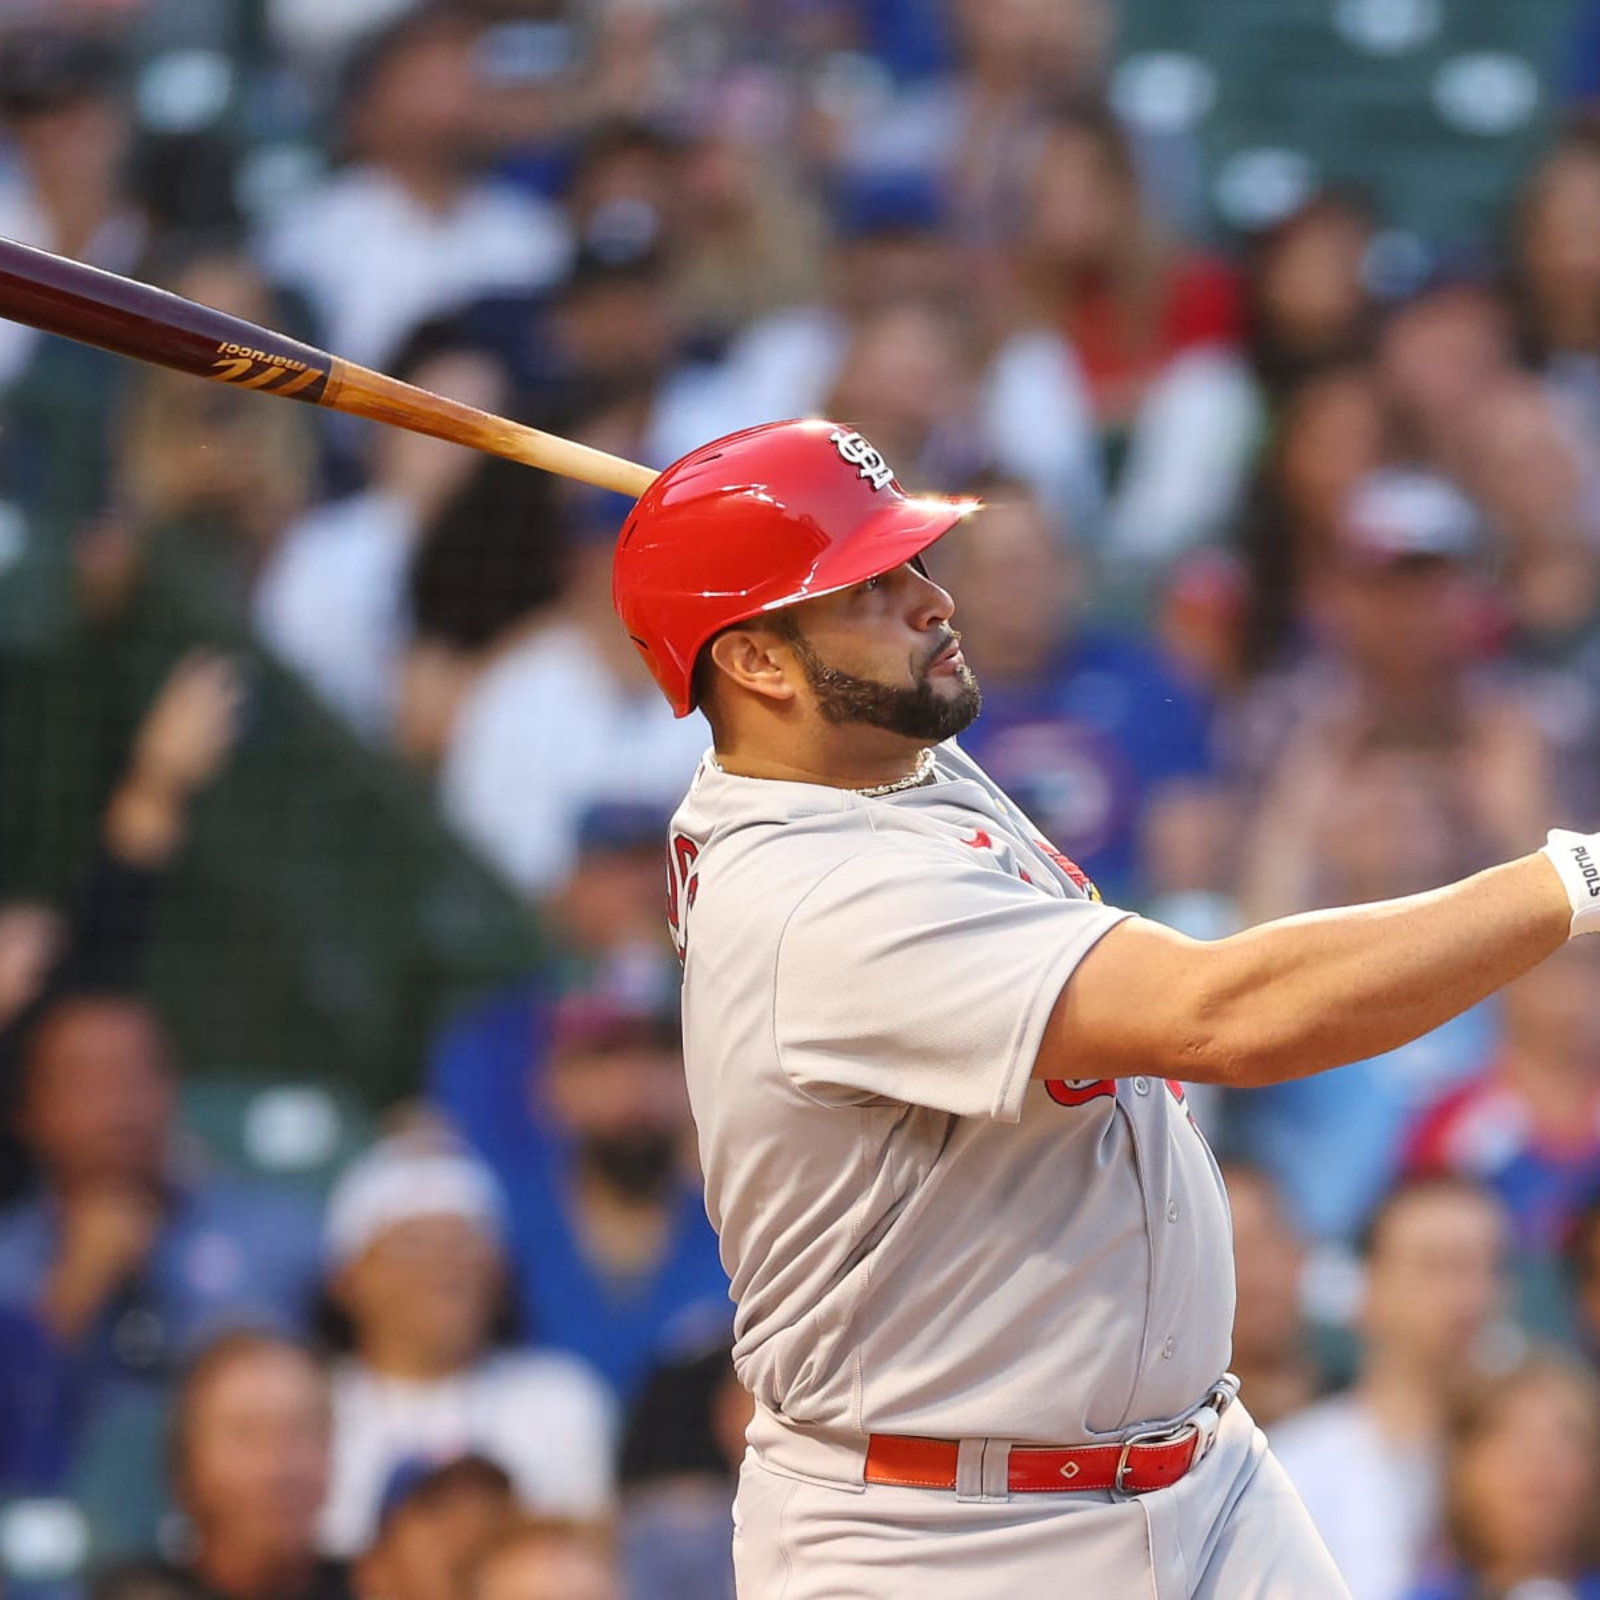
left=1542, top=829, right=1600, bottom=937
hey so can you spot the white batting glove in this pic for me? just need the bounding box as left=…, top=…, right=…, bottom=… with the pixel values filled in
left=1542, top=829, right=1600, bottom=938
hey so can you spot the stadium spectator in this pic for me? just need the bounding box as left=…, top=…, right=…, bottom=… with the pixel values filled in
left=1402, top=1352, right=1600, bottom=1600
left=93, top=1331, right=350, bottom=1600
left=1235, top=470, right=1547, bottom=920
left=1272, top=1175, right=1511, bottom=1600
left=1013, top=102, right=1256, bottom=571
left=617, top=1336, right=750, bottom=1600
left=829, top=0, right=1116, bottom=246
left=437, top=491, right=704, bottom=896
left=670, top=117, right=828, bottom=348
left=1458, top=372, right=1600, bottom=665
left=1229, top=469, right=1547, bottom=1236
left=255, top=346, right=512, bottom=744
left=0, top=650, right=243, bottom=1202
left=1377, top=279, right=1515, bottom=484
left=258, top=4, right=569, bottom=373
left=651, top=168, right=1104, bottom=527
left=353, top=1455, right=515, bottom=1600
left=1232, top=361, right=1389, bottom=672
left=503, top=987, right=727, bottom=1401
left=397, top=452, right=568, bottom=773
left=316, top=1125, right=613, bottom=1555
left=426, top=800, right=678, bottom=1208
left=1404, top=942, right=1600, bottom=1261
left=1242, top=189, right=1379, bottom=402
left=0, top=25, right=144, bottom=388
left=924, top=486, right=1216, bottom=907
left=1510, top=128, right=1600, bottom=444
left=116, top=252, right=318, bottom=618
left=464, top=1515, right=618, bottom=1600
left=0, top=994, right=323, bottom=1411
left=1222, top=1161, right=1323, bottom=1430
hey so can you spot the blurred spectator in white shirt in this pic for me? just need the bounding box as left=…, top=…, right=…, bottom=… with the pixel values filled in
left=258, top=4, right=569, bottom=372
left=1271, top=1175, right=1512, bottom=1600
left=438, top=494, right=703, bottom=896
left=254, top=344, right=512, bottom=743
left=319, top=1125, right=614, bottom=1557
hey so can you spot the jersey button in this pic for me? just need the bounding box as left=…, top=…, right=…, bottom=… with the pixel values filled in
left=1132, top=1077, right=1150, bottom=1095
left=1167, top=1201, right=1180, bottom=1223
left=1162, top=1337, right=1175, bottom=1359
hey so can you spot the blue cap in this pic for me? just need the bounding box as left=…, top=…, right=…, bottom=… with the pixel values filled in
left=575, top=800, right=668, bottom=855
left=375, top=1451, right=512, bottom=1529
left=830, top=170, right=949, bottom=240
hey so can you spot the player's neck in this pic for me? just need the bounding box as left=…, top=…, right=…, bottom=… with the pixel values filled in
left=712, top=729, right=930, bottom=794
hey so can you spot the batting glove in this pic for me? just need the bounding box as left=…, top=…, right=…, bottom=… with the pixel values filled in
left=1542, top=829, right=1600, bottom=938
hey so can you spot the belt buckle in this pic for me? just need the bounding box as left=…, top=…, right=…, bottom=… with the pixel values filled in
left=1113, top=1376, right=1236, bottom=1496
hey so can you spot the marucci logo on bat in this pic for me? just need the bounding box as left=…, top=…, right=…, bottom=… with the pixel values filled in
left=210, top=343, right=328, bottom=399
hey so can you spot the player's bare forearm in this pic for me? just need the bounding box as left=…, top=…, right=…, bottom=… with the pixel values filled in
left=1043, top=853, right=1572, bottom=1089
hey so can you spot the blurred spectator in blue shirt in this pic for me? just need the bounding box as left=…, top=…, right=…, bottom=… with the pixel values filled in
left=93, top=1331, right=353, bottom=1600
left=925, top=484, right=1216, bottom=907
left=1402, top=1352, right=1600, bottom=1600
left=1404, top=942, right=1600, bottom=1263
left=428, top=800, right=678, bottom=1210
left=0, top=994, right=323, bottom=1423
left=1229, top=469, right=1552, bottom=1238
left=503, top=987, right=727, bottom=1402
left=0, top=1302, right=70, bottom=1491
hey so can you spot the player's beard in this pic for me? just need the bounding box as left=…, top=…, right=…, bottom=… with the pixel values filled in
left=786, top=626, right=982, bottom=742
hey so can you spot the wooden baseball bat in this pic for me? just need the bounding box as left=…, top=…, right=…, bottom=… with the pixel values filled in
left=0, top=235, right=658, bottom=499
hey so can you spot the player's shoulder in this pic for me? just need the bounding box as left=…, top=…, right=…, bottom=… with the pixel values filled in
left=670, top=763, right=967, bottom=922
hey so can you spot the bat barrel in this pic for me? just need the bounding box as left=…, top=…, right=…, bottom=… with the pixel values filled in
left=0, top=234, right=658, bottom=498
left=0, top=235, right=335, bottom=400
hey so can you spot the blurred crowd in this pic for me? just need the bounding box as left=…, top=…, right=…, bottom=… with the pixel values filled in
left=2, top=1, right=1600, bottom=1598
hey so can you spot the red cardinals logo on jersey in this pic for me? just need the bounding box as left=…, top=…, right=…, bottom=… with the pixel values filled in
left=1034, top=838, right=1100, bottom=901
left=665, top=834, right=699, bottom=959
left=1044, top=1077, right=1114, bottom=1107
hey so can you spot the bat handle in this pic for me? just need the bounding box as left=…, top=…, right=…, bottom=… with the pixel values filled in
left=328, top=362, right=658, bottom=499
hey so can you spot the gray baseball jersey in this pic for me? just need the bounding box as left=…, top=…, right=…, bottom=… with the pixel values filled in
left=668, top=739, right=1237, bottom=1446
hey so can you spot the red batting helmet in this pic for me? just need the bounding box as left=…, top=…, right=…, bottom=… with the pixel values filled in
left=613, top=419, right=978, bottom=716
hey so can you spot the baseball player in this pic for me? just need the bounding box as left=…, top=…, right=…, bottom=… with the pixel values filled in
left=610, top=418, right=1600, bottom=1599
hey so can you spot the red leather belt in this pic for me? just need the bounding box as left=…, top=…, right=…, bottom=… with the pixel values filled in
left=863, top=1382, right=1235, bottom=1496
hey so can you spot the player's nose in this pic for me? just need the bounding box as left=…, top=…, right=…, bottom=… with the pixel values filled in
left=907, top=565, right=955, bottom=627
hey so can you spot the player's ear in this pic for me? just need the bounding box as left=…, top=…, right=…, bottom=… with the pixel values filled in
left=707, top=626, right=799, bottom=706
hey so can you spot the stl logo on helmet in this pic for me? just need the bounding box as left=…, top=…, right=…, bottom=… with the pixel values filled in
left=830, top=429, right=896, bottom=492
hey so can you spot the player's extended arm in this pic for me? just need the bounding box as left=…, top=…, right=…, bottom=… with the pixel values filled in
left=1039, top=832, right=1600, bottom=1090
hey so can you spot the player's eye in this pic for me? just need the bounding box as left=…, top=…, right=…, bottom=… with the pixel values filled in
left=859, top=576, right=881, bottom=594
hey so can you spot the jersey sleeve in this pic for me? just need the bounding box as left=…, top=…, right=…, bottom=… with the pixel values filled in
left=772, top=845, right=1132, bottom=1122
